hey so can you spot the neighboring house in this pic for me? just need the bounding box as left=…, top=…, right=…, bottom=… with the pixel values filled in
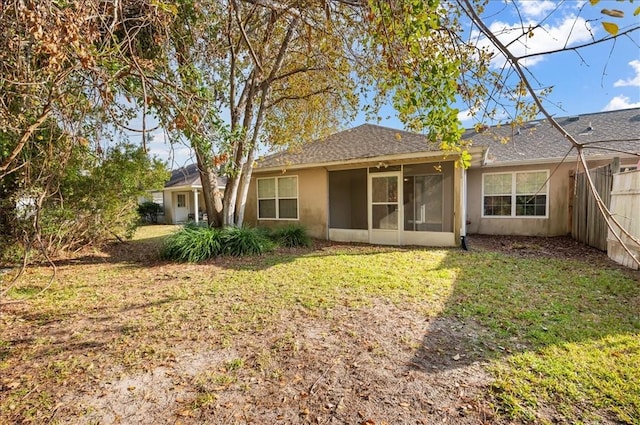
left=244, top=108, right=639, bottom=246
left=148, top=164, right=227, bottom=224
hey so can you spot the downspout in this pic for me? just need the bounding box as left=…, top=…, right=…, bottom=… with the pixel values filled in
left=460, top=167, right=468, bottom=250
left=194, top=189, right=200, bottom=224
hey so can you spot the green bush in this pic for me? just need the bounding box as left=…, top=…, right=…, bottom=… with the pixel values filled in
left=138, top=201, right=163, bottom=224
left=272, top=223, right=312, bottom=248
left=221, top=226, right=275, bottom=257
left=162, top=226, right=223, bottom=262
left=162, top=225, right=276, bottom=262
left=1, top=142, right=169, bottom=259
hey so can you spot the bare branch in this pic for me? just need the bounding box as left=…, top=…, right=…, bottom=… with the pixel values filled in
left=460, top=0, right=640, bottom=267
left=516, top=27, right=640, bottom=61
left=0, top=105, right=52, bottom=175
left=268, top=86, right=336, bottom=108
left=231, top=0, right=265, bottom=74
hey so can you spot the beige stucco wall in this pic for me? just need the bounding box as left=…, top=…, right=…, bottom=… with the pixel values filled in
left=163, top=189, right=175, bottom=224
left=467, top=163, right=573, bottom=236
left=466, top=157, right=637, bottom=236
left=247, top=158, right=460, bottom=244
left=245, top=167, right=329, bottom=239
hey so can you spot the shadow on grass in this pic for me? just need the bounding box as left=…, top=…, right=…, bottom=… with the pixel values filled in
left=34, top=227, right=405, bottom=271
left=410, top=238, right=640, bottom=421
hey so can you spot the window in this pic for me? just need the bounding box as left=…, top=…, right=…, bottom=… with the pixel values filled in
left=176, top=194, right=186, bottom=208
left=257, top=176, right=298, bottom=219
left=483, top=171, right=548, bottom=217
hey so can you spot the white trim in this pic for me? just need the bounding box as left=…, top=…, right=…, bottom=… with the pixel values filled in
left=256, top=175, right=299, bottom=220
left=402, top=231, right=456, bottom=247
left=476, top=153, right=638, bottom=169
left=329, top=229, right=369, bottom=243
left=164, top=184, right=203, bottom=191
left=481, top=170, right=550, bottom=218
left=461, top=168, right=467, bottom=237
left=193, top=189, right=199, bottom=224
left=368, top=170, right=402, bottom=245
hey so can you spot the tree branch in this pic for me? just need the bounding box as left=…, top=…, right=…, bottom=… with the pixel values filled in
left=0, top=105, right=52, bottom=175
left=516, top=27, right=640, bottom=61
left=231, top=0, right=265, bottom=74
left=268, top=86, right=335, bottom=108
left=460, top=0, right=640, bottom=268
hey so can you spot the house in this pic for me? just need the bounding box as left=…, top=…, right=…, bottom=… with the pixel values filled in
left=243, top=108, right=639, bottom=246
left=464, top=108, right=639, bottom=237
left=148, top=164, right=227, bottom=224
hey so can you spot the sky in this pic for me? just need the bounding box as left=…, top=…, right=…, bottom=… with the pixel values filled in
left=141, top=0, right=640, bottom=167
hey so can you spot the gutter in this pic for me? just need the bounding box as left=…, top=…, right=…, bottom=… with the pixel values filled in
left=475, top=153, right=638, bottom=169
left=254, top=147, right=486, bottom=174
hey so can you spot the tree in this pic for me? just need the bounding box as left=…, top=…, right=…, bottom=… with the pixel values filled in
left=151, top=0, right=473, bottom=227
left=1, top=0, right=477, bottom=232
left=0, top=0, right=176, bottom=258
left=1, top=139, right=168, bottom=258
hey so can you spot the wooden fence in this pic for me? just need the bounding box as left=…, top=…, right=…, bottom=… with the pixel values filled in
left=607, top=170, right=640, bottom=270
left=571, top=163, right=614, bottom=251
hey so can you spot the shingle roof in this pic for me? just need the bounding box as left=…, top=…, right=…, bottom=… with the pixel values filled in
left=256, top=108, right=639, bottom=169
left=165, top=164, right=227, bottom=189
left=462, top=107, right=640, bottom=164
left=257, top=124, right=441, bottom=168
left=165, top=164, right=200, bottom=188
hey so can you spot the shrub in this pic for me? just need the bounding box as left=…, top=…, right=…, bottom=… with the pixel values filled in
left=138, top=201, right=163, bottom=224
left=272, top=223, right=312, bottom=248
left=162, top=226, right=223, bottom=262
left=162, top=225, right=276, bottom=262
left=221, top=226, right=275, bottom=256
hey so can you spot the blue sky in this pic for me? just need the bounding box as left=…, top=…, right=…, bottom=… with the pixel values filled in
left=145, top=0, right=639, bottom=166
left=365, top=0, right=640, bottom=128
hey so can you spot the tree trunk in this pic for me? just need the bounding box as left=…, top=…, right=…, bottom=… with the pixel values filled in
left=235, top=145, right=256, bottom=227
left=195, top=153, right=224, bottom=227
left=223, top=165, right=242, bottom=226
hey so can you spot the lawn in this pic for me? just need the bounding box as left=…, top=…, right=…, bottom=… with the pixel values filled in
left=0, top=226, right=638, bottom=424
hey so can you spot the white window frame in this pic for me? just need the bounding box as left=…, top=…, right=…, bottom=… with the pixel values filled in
left=176, top=193, right=186, bottom=208
left=257, top=176, right=299, bottom=220
left=481, top=170, right=549, bottom=218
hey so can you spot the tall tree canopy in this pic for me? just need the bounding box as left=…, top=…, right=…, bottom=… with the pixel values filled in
left=143, top=0, right=476, bottom=227
left=0, top=0, right=174, bottom=255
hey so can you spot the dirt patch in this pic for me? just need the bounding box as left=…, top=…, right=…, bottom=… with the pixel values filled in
left=468, top=234, right=615, bottom=263
left=63, top=302, right=497, bottom=424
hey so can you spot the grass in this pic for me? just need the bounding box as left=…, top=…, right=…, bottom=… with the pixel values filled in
left=0, top=226, right=638, bottom=424
left=440, top=252, right=640, bottom=423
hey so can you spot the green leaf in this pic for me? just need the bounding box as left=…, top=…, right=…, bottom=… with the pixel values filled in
left=634, top=6, right=640, bottom=16
left=602, top=21, right=619, bottom=36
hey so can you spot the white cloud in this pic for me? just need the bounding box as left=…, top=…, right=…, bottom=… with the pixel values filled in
left=456, top=105, right=509, bottom=125
left=457, top=108, right=474, bottom=123
left=602, top=95, right=640, bottom=111
left=146, top=130, right=194, bottom=167
left=613, top=60, right=640, bottom=88
left=479, top=14, right=594, bottom=68
left=517, top=0, right=556, bottom=19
